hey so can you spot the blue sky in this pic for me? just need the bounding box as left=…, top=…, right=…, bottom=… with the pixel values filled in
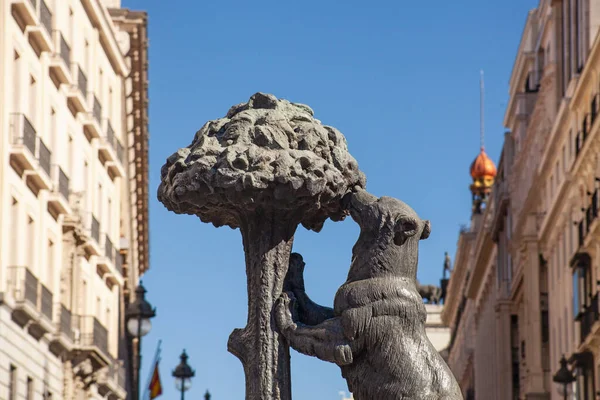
left=122, top=0, right=538, bottom=398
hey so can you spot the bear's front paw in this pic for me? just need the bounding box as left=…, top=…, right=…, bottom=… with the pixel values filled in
left=333, top=344, right=353, bottom=366
left=274, top=292, right=297, bottom=334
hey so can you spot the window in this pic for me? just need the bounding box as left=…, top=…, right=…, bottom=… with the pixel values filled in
left=84, top=160, right=89, bottom=209
left=80, top=280, right=88, bottom=314
left=26, top=216, right=35, bottom=269
left=47, top=239, right=54, bottom=291
left=108, top=199, right=112, bottom=235
left=26, top=377, right=33, bottom=400
left=97, top=184, right=103, bottom=219
left=13, top=51, right=20, bottom=110
left=108, top=87, right=113, bottom=121
left=67, top=136, right=73, bottom=176
left=10, top=198, right=19, bottom=265
left=29, top=75, right=37, bottom=125
left=9, top=365, right=16, bottom=400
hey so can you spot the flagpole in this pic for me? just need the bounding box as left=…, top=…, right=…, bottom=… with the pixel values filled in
left=142, top=340, right=162, bottom=400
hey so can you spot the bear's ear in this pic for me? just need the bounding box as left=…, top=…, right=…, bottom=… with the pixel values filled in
left=393, top=216, right=418, bottom=246
left=420, top=220, right=431, bottom=241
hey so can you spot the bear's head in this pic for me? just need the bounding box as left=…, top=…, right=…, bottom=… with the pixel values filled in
left=342, top=189, right=430, bottom=279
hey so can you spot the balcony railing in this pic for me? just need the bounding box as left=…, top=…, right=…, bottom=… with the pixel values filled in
left=577, top=189, right=599, bottom=248
left=115, top=252, right=123, bottom=275
left=8, top=266, right=39, bottom=307
left=58, top=32, right=70, bottom=65
left=56, top=166, right=69, bottom=200
left=38, top=139, right=51, bottom=177
left=93, top=96, right=102, bottom=123
left=580, top=292, right=600, bottom=343
left=40, top=284, right=53, bottom=320
left=59, top=305, right=73, bottom=340
left=11, top=114, right=37, bottom=156
left=116, top=141, right=124, bottom=163
left=105, top=235, right=114, bottom=262
left=78, top=66, right=88, bottom=98
left=77, top=316, right=109, bottom=357
left=91, top=215, right=100, bottom=244
left=39, top=0, right=52, bottom=37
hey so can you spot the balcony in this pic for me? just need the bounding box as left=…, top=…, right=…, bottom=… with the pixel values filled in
left=97, top=360, right=127, bottom=399
left=82, top=213, right=102, bottom=256
left=97, top=233, right=115, bottom=270
left=9, top=113, right=52, bottom=191
left=49, top=304, right=74, bottom=356
left=49, top=31, right=72, bottom=84
left=7, top=266, right=39, bottom=326
left=99, top=122, right=126, bottom=177
left=75, top=316, right=111, bottom=367
left=65, top=64, right=88, bottom=113
left=576, top=189, right=599, bottom=249
left=48, top=164, right=71, bottom=215
left=78, top=95, right=102, bottom=139
left=25, top=0, right=53, bottom=53
left=11, top=0, right=38, bottom=27
left=580, top=292, right=600, bottom=344
left=6, top=266, right=55, bottom=338
left=30, top=283, right=55, bottom=338
left=515, top=91, right=538, bottom=119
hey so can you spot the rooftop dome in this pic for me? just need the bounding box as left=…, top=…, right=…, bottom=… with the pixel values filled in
left=470, top=148, right=497, bottom=180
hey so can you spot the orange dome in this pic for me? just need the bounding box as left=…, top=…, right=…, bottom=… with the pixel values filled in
left=470, top=148, right=497, bottom=180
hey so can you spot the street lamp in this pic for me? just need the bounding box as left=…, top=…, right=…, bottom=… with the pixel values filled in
left=553, top=355, right=576, bottom=400
left=173, top=350, right=195, bottom=400
left=126, top=283, right=156, bottom=400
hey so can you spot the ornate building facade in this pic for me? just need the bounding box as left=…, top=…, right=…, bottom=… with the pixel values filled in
left=0, top=0, right=149, bottom=399
left=443, top=0, right=600, bottom=399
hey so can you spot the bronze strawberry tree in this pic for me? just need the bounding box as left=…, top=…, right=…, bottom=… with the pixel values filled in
left=157, top=93, right=365, bottom=400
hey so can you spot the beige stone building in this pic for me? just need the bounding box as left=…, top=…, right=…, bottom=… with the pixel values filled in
left=0, top=0, right=149, bottom=399
left=443, top=0, right=600, bottom=399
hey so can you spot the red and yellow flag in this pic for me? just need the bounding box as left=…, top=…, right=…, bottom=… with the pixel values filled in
left=149, top=361, right=163, bottom=399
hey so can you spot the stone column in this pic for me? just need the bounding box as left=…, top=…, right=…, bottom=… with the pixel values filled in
left=522, top=214, right=548, bottom=398
left=495, top=301, right=514, bottom=400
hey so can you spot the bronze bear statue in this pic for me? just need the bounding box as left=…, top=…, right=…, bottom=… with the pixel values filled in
left=275, top=189, right=462, bottom=400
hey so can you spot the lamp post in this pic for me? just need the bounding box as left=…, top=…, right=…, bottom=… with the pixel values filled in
left=553, top=355, right=576, bottom=400
left=172, top=350, right=195, bottom=400
left=126, top=283, right=156, bottom=400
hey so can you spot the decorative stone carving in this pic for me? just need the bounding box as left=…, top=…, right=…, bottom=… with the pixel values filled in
left=275, top=189, right=462, bottom=399
left=157, top=93, right=366, bottom=400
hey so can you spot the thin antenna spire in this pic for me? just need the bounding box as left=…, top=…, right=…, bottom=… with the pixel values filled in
left=480, top=70, right=485, bottom=151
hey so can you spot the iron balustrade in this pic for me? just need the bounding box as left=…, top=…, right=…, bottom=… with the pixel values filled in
left=59, top=305, right=73, bottom=340
left=59, top=32, right=70, bottom=66
left=38, top=139, right=51, bottom=177
left=58, top=167, right=69, bottom=200
left=24, top=268, right=38, bottom=306
left=93, top=96, right=102, bottom=123
left=7, top=266, right=39, bottom=309
left=107, top=122, right=115, bottom=147
left=577, top=189, right=599, bottom=248
left=40, top=284, right=53, bottom=320
left=91, top=215, right=100, bottom=244
left=116, top=141, right=124, bottom=163
left=580, top=292, right=600, bottom=343
left=39, top=0, right=52, bottom=38
left=11, top=114, right=38, bottom=156
left=78, top=316, right=109, bottom=357
left=115, top=252, right=123, bottom=275
left=105, top=235, right=114, bottom=262
left=77, top=66, right=88, bottom=98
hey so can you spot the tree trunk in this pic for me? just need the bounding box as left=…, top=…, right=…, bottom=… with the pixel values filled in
left=228, top=210, right=296, bottom=400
